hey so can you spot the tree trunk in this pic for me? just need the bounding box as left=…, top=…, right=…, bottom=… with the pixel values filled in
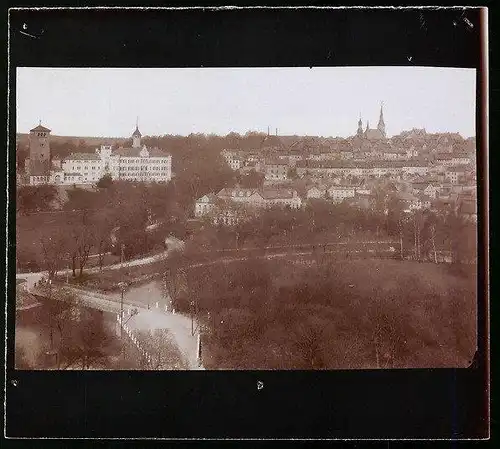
left=431, top=226, right=438, bottom=264
left=413, top=224, right=417, bottom=260
left=98, top=240, right=104, bottom=272
left=400, top=231, right=404, bottom=260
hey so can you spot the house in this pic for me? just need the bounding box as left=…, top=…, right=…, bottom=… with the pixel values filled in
left=306, top=186, right=327, bottom=199
left=411, top=181, right=440, bottom=198
left=417, top=195, right=432, bottom=209
left=398, top=192, right=423, bottom=212
left=327, top=185, right=356, bottom=202
left=194, top=194, right=217, bottom=217
left=450, top=153, right=471, bottom=166
left=457, top=199, right=477, bottom=222
left=261, top=188, right=302, bottom=209
left=434, top=153, right=454, bottom=167
left=202, top=187, right=302, bottom=226
left=347, top=193, right=375, bottom=210
left=444, top=166, right=468, bottom=184
left=383, top=149, right=408, bottom=160
left=264, top=160, right=289, bottom=182
left=340, top=150, right=354, bottom=160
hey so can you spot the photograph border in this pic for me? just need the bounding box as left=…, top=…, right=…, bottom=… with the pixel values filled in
left=4, top=5, right=490, bottom=441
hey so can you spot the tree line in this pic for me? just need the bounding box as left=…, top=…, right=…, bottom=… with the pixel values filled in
left=185, top=193, right=476, bottom=266
left=161, top=255, right=476, bottom=369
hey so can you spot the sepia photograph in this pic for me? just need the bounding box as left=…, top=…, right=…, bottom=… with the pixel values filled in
left=15, top=66, right=478, bottom=371
left=6, top=5, right=489, bottom=441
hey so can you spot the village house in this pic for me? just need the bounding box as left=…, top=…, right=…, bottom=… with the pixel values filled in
left=306, top=186, right=327, bottom=199
left=444, top=166, right=468, bottom=184
left=327, top=184, right=356, bottom=202
left=264, top=159, right=289, bottom=182
left=194, top=193, right=217, bottom=217
left=340, top=149, right=354, bottom=160
left=383, top=149, right=408, bottom=161
left=194, top=186, right=302, bottom=225
left=411, top=181, right=440, bottom=198
left=450, top=153, right=472, bottom=166
left=457, top=199, right=477, bottom=223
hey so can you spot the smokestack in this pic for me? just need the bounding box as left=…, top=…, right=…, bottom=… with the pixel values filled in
left=276, top=128, right=278, bottom=136
left=267, top=126, right=270, bottom=136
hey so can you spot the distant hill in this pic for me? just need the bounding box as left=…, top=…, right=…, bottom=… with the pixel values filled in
left=16, top=133, right=127, bottom=150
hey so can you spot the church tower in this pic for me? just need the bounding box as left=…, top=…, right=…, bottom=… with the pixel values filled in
left=132, top=117, right=142, bottom=148
left=28, top=121, right=51, bottom=176
left=377, top=102, right=386, bottom=138
left=357, top=114, right=363, bottom=137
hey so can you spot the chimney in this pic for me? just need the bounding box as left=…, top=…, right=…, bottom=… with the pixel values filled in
left=276, top=128, right=278, bottom=136
left=267, top=126, right=270, bottom=136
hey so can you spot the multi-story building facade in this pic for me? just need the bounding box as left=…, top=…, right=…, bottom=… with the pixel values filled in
left=60, top=125, right=172, bottom=184
left=195, top=186, right=302, bottom=225
left=296, top=160, right=428, bottom=180
left=264, top=160, right=289, bottom=181
left=221, top=149, right=244, bottom=170
left=327, top=185, right=356, bottom=202
left=25, top=123, right=172, bottom=186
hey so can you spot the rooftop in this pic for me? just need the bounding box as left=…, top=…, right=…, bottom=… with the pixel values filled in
left=113, top=147, right=171, bottom=157
left=64, top=153, right=101, bottom=161
left=30, top=124, right=51, bottom=133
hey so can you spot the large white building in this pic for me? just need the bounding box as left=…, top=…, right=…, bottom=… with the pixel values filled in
left=59, top=125, right=172, bottom=185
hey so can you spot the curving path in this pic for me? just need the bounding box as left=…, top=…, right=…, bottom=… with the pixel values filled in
left=16, top=236, right=184, bottom=286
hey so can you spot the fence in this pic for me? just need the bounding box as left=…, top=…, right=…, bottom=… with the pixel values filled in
left=116, top=312, right=154, bottom=369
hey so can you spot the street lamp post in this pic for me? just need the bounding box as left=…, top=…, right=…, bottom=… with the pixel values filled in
left=48, top=279, right=53, bottom=350
left=118, top=282, right=128, bottom=340
left=190, top=300, right=195, bottom=336
left=118, top=281, right=128, bottom=367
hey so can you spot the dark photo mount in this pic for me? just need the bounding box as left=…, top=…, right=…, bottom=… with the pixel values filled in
left=5, top=6, right=489, bottom=440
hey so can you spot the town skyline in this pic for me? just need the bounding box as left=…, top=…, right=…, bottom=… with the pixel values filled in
left=16, top=67, right=476, bottom=139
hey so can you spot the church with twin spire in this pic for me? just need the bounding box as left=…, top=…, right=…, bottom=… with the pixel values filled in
left=356, top=103, right=386, bottom=140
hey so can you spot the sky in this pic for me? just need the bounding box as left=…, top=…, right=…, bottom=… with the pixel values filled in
left=16, top=67, right=476, bottom=138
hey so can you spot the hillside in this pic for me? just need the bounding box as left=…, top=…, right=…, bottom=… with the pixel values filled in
left=16, top=133, right=127, bottom=149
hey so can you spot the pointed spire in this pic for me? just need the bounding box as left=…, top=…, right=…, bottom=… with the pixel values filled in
left=366, top=120, right=370, bottom=131
left=377, top=101, right=386, bottom=137
left=357, top=114, right=363, bottom=136
left=39, top=119, right=42, bottom=126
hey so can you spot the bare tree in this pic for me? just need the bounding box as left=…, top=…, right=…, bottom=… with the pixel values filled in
left=39, top=232, right=66, bottom=280
left=67, top=217, right=94, bottom=278
left=162, top=251, right=188, bottom=312
left=61, top=308, right=112, bottom=370
left=430, top=224, right=438, bottom=264
left=291, top=318, right=329, bottom=369
left=34, top=286, right=81, bottom=367
left=92, top=210, right=114, bottom=271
